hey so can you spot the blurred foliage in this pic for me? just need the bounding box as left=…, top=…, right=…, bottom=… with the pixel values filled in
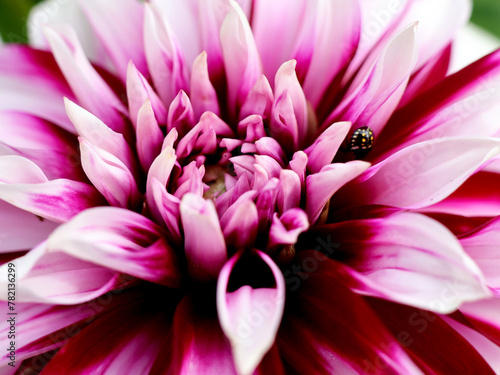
left=0, top=0, right=500, bottom=43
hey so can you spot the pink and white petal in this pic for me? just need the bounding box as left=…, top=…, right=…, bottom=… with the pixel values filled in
left=325, top=23, right=418, bottom=135
left=0, top=112, right=83, bottom=181
left=65, top=99, right=137, bottom=175
left=44, top=25, right=128, bottom=133
left=190, top=52, right=221, bottom=118
left=0, top=46, right=76, bottom=132
left=304, top=121, right=351, bottom=173
left=78, top=0, right=146, bottom=81
left=144, top=3, right=189, bottom=106
left=268, top=208, right=309, bottom=249
left=47, top=207, right=181, bottom=287
left=460, top=217, right=500, bottom=291
left=289, top=151, right=308, bottom=187
left=220, top=197, right=259, bottom=249
left=220, top=0, right=262, bottom=117
left=300, top=0, right=361, bottom=109
left=306, top=161, right=370, bottom=224
left=149, top=178, right=182, bottom=246
left=274, top=60, right=309, bottom=144
left=126, top=61, right=167, bottom=128
left=0, top=157, right=104, bottom=222
left=180, top=193, right=227, bottom=281
left=315, top=212, right=492, bottom=313
left=252, top=0, right=308, bottom=81
left=79, top=138, right=141, bottom=210
left=169, top=296, right=236, bottom=374
left=217, top=250, right=285, bottom=375
left=39, top=301, right=169, bottom=375
left=338, top=137, right=500, bottom=210
left=0, top=242, right=121, bottom=304
left=167, top=90, right=196, bottom=134
left=279, top=255, right=423, bottom=374
left=0, top=201, right=58, bottom=252
left=254, top=137, right=286, bottom=166
left=367, top=298, right=497, bottom=374
left=460, top=298, right=500, bottom=346
left=136, top=100, right=165, bottom=172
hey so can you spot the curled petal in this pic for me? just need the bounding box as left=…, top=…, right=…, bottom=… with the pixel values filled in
left=217, top=250, right=285, bottom=375
left=306, top=161, right=370, bottom=224
left=167, top=90, right=196, bottom=134
left=136, top=100, right=165, bottom=172
left=221, top=198, right=259, bottom=249
left=180, top=193, right=227, bottom=281
left=239, top=75, right=274, bottom=121
left=268, top=208, right=309, bottom=249
left=277, top=169, right=301, bottom=214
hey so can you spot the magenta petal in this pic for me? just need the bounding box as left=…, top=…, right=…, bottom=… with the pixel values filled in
left=126, top=61, right=167, bottom=127
left=190, top=51, right=221, bottom=118
left=79, top=138, right=141, bottom=210
left=0, top=46, right=76, bottom=132
left=339, top=138, right=500, bottom=210
left=180, top=193, right=227, bottom=281
left=304, top=121, right=351, bottom=173
left=167, top=90, right=196, bottom=134
left=277, top=170, right=301, bottom=214
left=306, top=161, right=370, bottom=224
left=217, top=251, right=285, bottom=375
left=0, top=242, right=120, bottom=304
left=47, top=207, right=181, bottom=287
left=78, top=0, right=147, bottom=81
left=44, top=25, right=128, bottom=133
left=144, top=3, right=189, bottom=106
left=136, top=100, right=165, bottom=172
left=220, top=197, right=258, bottom=249
left=220, top=0, right=262, bottom=117
left=316, top=212, right=492, bottom=313
left=268, top=208, right=309, bottom=249
left=239, top=75, right=274, bottom=121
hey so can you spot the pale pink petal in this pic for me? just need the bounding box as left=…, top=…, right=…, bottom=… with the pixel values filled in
left=255, top=138, right=286, bottom=166
left=316, top=212, right=492, bottom=313
left=0, top=201, right=58, bottom=252
left=239, top=75, right=274, bottom=121
left=220, top=0, right=262, bottom=117
left=149, top=178, right=182, bottom=246
left=270, top=91, right=299, bottom=152
left=44, top=25, right=128, bottom=133
left=79, top=138, right=141, bottom=210
left=238, top=114, right=266, bottom=141
left=304, top=121, right=351, bottom=173
left=180, top=193, right=227, bottom=281
left=167, top=90, right=196, bottom=134
left=78, top=0, right=147, bottom=80
left=460, top=299, right=500, bottom=346
left=267, top=208, right=309, bottom=249
left=0, top=242, right=120, bottom=304
left=65, top=99, right=137, bottom=176
left=306, top=161, right=370, bottom=224
left=190, top=51, right=221, bottom=118
left=274, top=60, right=309, bottom=145
left=0, top=46, right=76, bottom=131
left=126, top=61, right=167, bottom=127
left=144, top=3, right=189, bottom=106
left=338, top=138, right=500, bottom=209
left=0, top=112, right=83, bottom=181
left=289, top=150, right=308, bottom=187
left=47, top=206, right=181, bottom=287
left=136, top=100, right=165, bottom=172
left=217, top=250, right=285, bottom=375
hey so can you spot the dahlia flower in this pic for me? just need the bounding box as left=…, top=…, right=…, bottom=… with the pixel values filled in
left=1, top=0, right=500, bottom=373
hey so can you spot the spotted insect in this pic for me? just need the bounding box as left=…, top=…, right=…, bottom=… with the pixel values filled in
left=349, top=126, right=374, bottom=157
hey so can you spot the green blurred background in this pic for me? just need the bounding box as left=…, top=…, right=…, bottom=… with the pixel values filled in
left=0, top=0, right=499, bottom=43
